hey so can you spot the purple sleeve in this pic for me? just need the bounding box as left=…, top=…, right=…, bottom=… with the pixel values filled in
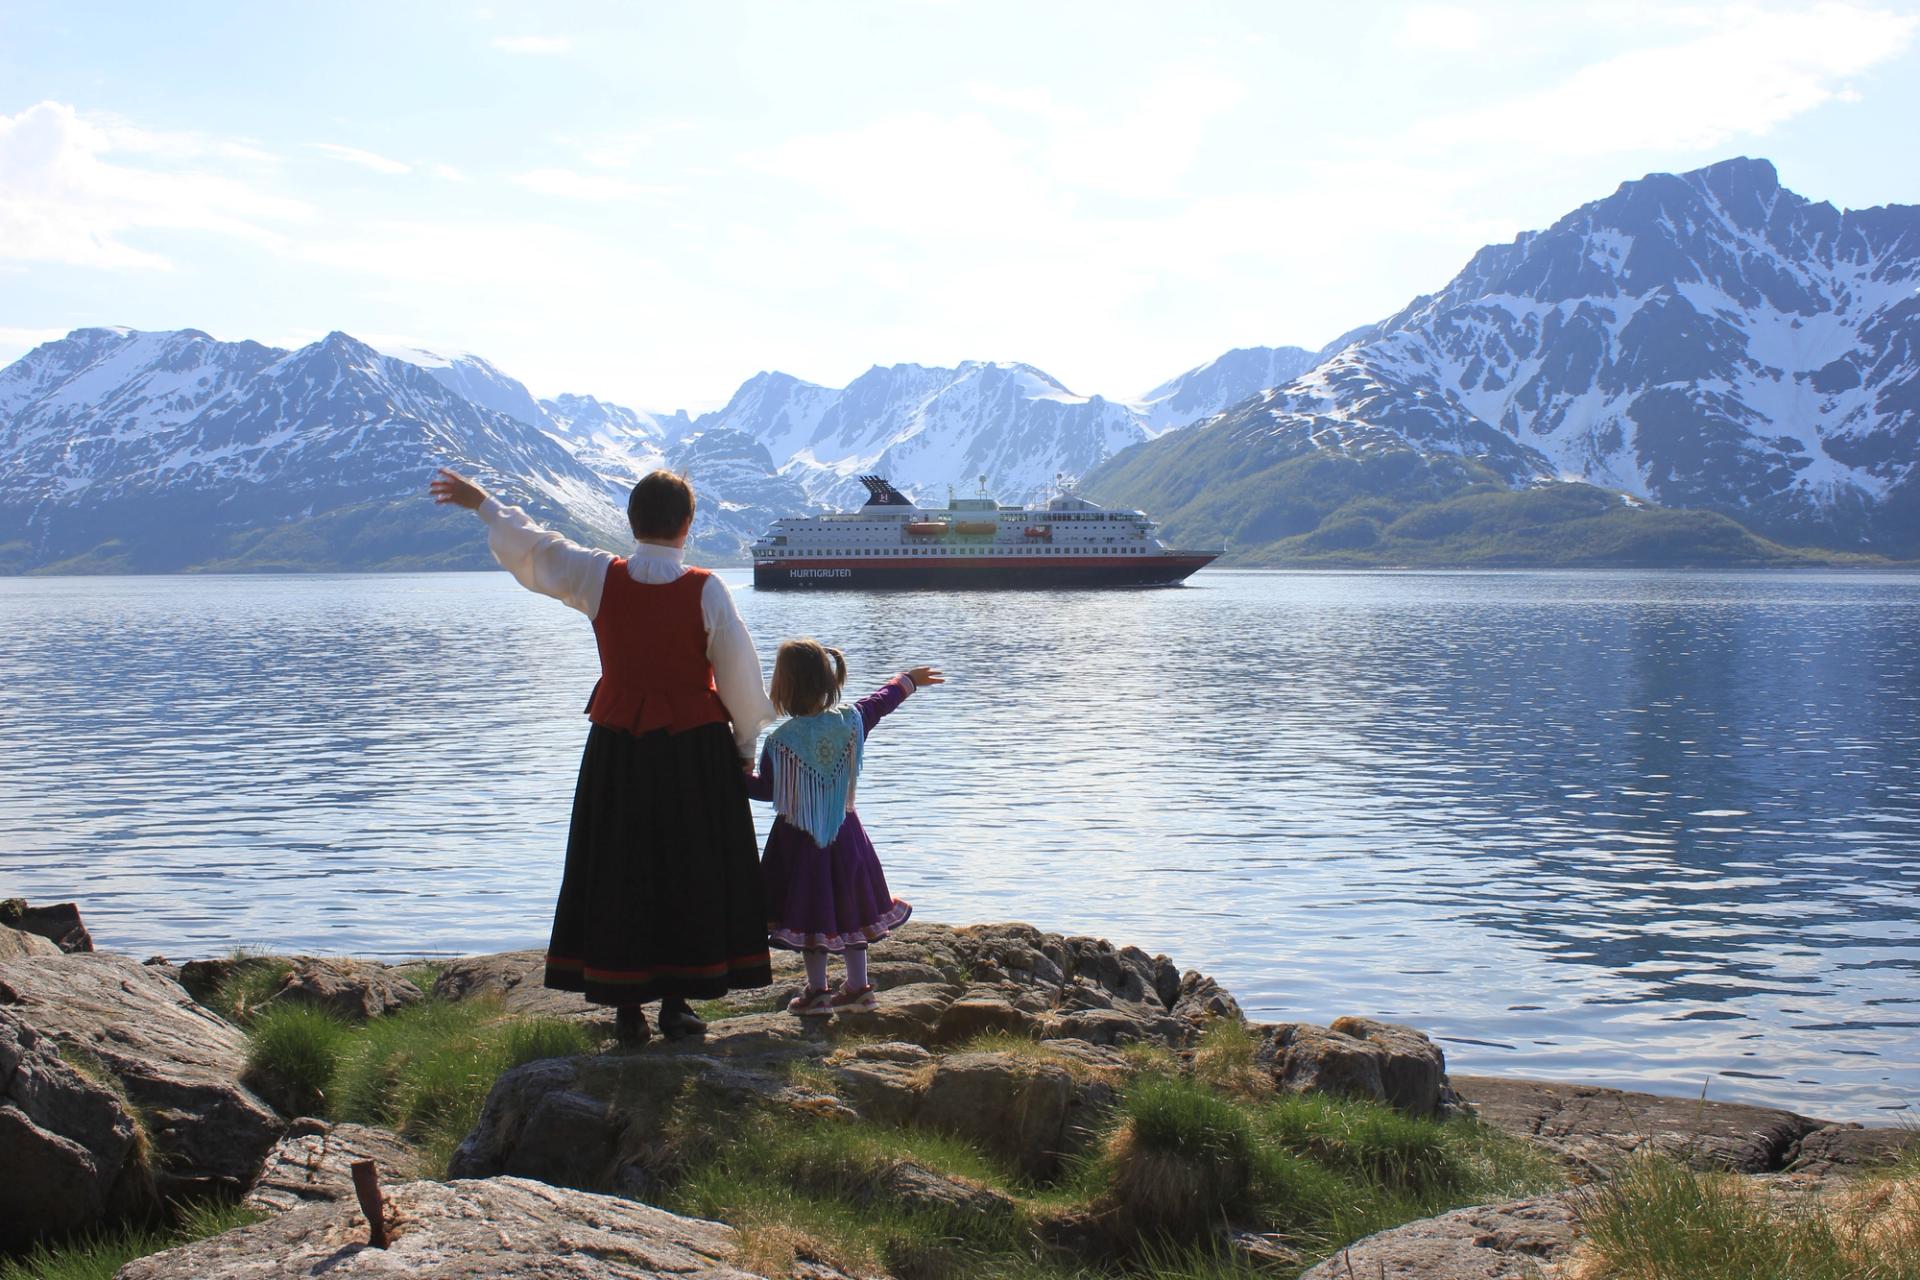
left=856, top=675, right=913, bottom=735
left=744, top=746, right=774, bottom=801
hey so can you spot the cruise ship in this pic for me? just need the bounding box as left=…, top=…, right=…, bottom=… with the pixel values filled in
left=750, top=476, right=1219, bottom=590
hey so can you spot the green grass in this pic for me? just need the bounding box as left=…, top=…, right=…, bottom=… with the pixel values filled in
left=329, top=998, right=601, bottom=1176
left=666, top=1108, right=1048, bottom=1280
left=237, top=989, right=601, bottom=1178
left=640, top=1036, right=1557, bottom=1279
left=243, top=1004, right=352, bottom=1117
left=206, top=954, right=295, bottom=1027
left=1573, top=1153, right=1920, bottom=1280
left=1094, top=1069, right=1559, bottom=1264
left=0, top=1201, right=263, bottom=1280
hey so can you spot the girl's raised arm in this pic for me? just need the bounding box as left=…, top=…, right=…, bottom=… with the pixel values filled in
left=855, top=666, right=943, bottom=735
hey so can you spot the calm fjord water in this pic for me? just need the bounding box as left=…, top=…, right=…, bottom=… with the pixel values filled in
left=3, top=569, right=1917, bottom=1119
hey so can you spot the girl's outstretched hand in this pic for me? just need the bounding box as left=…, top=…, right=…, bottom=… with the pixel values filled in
left=906, top=666, right=944, bottom=688
left=430, top=467, right=487, bottom=510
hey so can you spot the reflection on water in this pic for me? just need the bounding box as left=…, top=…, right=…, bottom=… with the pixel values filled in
left=2, top=569, right=1917, bottom=1120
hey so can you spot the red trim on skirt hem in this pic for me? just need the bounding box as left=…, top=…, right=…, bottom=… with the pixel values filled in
left=768, top=899, right=913, bottom=953
left=544, top=952, right=771, bottom=983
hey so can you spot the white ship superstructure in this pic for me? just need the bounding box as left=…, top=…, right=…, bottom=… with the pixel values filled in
left=750, top=476, right=1218, bottom=589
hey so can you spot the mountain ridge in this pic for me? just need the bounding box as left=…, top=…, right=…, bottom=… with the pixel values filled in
left=1087, top=157, right=1920, bottom=561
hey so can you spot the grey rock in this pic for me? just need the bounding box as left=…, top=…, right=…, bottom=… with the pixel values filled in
left=246, top=1120, right=419, bottom=1213
left=918, top=1050, right=1076, bottom=1178
left=451, top=1052, right=847, bottom=1192
left=1223, top=1228, right=1304, bottom=1272
left=1329, top=1016, right=1450, bottom=1116
left=432, top=949, right=599, bottom=1021
left=0, top=923, right=60, bottom=961
left=1171, top=970, right=1244, bottom=1024
left=0, top=953, right=283, bottom=1198
left=1787, top=1122, right=1920, bottom=1177
left=1040, top=1006, right=1188, bottom=1047
left=1452, top=1074, right=1823, bottom=1174
left=869, top=1159, right=1014, bottom=1220
left=1256, top=1020, right=1453, bottom=1115
left=930, top=983, right=1041, bottom=1045
left=0, top=1015, right=157, bottom=1249
left=115, top=1174, right=866, bottom=1279
left=825, top=1051, right=927, bottom=1126
left=0, top=899, right=93, bottom=952
left=1299, top=1193, right=1580, bottom=1280
left=267, top=958, right=423, bottom=1022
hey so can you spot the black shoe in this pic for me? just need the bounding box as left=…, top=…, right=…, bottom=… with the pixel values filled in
left=657, top=998, right=707, bottom=1040
left=614, top=1005, right=650, bottom=1046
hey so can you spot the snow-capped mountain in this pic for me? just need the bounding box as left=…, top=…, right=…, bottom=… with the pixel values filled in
left=0, top=328, right=628, bottom=571
left=1093, top=158, right=1920, bottom=554
left=692, top=360, right=1150, bottom=507
left=666, top=428, right=819, bottom=560
left=1133, top=345, right=1321, bottom=434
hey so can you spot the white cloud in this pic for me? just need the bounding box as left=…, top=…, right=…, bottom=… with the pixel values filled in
left=512, top=167, right=676, bottom=201
left=0, top=101, right=310, bottom=270
left=429, top=162, right=471, bottom=182
left=1395, top=4, right=1490, bottom=51
left=298, top=217, right=658, bottom=289
left=1413, top=2, right=1919, bottom=154
left=491, top=34, right=572, bottom=55
left=312, top=142, right=412, bottom=175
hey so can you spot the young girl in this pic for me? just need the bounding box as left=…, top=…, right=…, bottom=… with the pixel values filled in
left=746, top=640, right=941, bottom=1015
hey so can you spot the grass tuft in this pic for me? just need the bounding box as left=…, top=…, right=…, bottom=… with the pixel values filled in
left=243, top=1004, right=351, bottom=1117
left=1191, top=1017, right=1266, bottom=1099
left=328, top=998, right=599, bottom=1176
left=1104, top=1073, right=1257, bottom=1234
left=1570, top=1153, right=1920, bottom=1280
left=0, top=1201, right=263, bottom=1280
left=207, top=955, right=295, bottom=1027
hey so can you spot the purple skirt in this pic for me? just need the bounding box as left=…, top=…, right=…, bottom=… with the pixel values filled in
left=761, top=811, right=911, bottom=952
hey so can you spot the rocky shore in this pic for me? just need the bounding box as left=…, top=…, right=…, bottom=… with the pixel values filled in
left=3, top=901, right=1913, bottom=1279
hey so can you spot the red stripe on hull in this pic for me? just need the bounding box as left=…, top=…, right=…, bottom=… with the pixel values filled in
left=752, top=554, right=1217, bottom=590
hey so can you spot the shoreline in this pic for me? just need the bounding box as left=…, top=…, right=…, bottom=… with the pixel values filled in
left=5, top=907, right=1915, bottom=1277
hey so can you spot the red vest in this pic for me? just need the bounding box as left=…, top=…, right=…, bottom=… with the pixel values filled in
left=584, top=560, right=731, bottom=736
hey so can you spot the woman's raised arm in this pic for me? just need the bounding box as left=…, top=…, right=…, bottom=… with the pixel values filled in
left=432, top=467, right=611, bottom=617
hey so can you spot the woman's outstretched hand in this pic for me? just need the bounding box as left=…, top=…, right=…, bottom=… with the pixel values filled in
left=906, top=666, right=945, bottom=688
left=430, top=467, right=487, bottom=510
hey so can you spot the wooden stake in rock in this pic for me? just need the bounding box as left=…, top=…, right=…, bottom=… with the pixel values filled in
left=350, top=1159, right=390, bottom=1248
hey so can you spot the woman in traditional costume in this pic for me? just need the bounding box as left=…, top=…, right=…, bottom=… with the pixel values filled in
left=431, top=467, right=775, bottom=1043
left=744, top=638, right=939, bottom=1015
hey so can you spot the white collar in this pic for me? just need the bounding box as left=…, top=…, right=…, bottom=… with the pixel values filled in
left=631, top=542, right=686, bottom=566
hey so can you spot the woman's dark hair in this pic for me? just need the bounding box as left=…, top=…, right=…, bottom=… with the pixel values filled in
left=628, top=470, right=695, bottom=541
left=769, top=638, right=847, bottom=718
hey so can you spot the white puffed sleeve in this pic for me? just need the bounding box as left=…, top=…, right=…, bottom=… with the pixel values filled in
left=476, top=497, right=613, bottom=618
left=701, top=573, right=777, bottom=760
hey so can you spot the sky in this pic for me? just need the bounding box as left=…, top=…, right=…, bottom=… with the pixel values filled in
left=3, top=0, right=1918, bottom=411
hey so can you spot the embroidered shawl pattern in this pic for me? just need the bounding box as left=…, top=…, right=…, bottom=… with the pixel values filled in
left=766, top=705, right=866, bottom=847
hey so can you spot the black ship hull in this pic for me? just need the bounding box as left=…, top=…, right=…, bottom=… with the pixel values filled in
left=753, top=553, right=1217, bottom=590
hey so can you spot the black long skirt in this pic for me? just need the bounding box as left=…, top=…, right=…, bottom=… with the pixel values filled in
left=543, top=721, right=773, bottom=1005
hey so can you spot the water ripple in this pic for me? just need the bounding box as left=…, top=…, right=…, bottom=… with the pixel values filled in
left=2, top=568, right=1918, bottom=1119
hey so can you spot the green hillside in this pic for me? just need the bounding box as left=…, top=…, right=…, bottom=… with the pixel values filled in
left=1085, top=433, right=1874, bottom=568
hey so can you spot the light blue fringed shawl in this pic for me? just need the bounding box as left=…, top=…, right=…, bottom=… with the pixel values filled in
left=766, top=705, right=866, bottom=847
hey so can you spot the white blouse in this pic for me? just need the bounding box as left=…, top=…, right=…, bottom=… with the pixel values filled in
left=476, top=497, right=775, bottom=761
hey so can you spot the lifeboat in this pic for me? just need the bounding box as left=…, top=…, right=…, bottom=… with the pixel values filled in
left=905, top=521, right=948, bottom=535
left=1024, top=525, right=1052, bottom=538
left=953, top=521, right=997, bottom=535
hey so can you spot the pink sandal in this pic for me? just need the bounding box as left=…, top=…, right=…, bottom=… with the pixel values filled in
left=788, top=985, right=834, bottom=1018
left=829, top=983, right=877, bottom=1014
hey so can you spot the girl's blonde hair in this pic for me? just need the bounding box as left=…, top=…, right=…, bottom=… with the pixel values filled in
left=769, top=638, right=847, bottom=717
